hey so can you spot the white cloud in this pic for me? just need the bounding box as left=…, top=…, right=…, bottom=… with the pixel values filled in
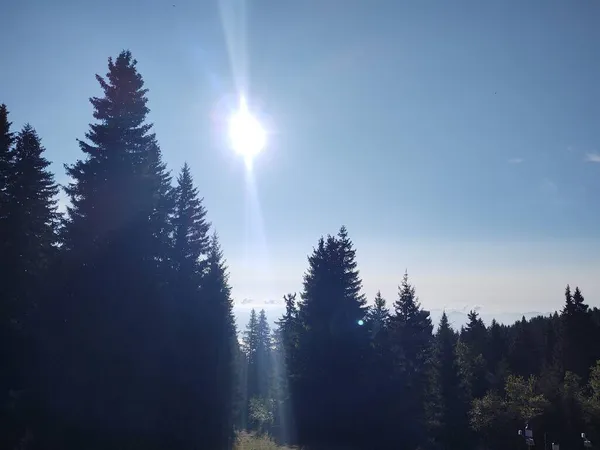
left=508, top=158, right=523, bottom=164
left=584, top=152, right=600, bottom=163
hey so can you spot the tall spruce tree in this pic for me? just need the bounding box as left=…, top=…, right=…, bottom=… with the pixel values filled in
left=244, top=308, right=260, bottom=395
left=43, top=51, right=175, bottom=449
left=0, top=104, right=13, bottom=207
left=4, top=125, right=59, bottom=320
left=256, top=309, right=272, bottom=400
left=0, top=103, right=15, bottom=331
left=561, top=285, right=596, bottom=379
left=363, top=291, right=394, bottom=447
left=272, top=293, right=299, bottom=444
left=366, top=290, right=389, bottom=340
left=459, top=310, right=489, bottom=399
left=486, top=319, right=510, bottom=391
left=291, top=227, right=370, bottom=447
left=1, top=124, right=59, bottom=449
left=243, top=307, right=273, bottom=430
left=160, top=162, right=214, bottom=448
left=173, top=162, right=210, bottom=277
left=388, top=271, right=433, bottom=450
left=200, top=232, right=237, bottom=449
left=429, top=312, right=470, bottom=450
left=0, top=103, right=15, bottom=425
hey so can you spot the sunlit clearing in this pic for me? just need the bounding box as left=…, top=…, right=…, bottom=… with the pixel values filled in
left=228, top=97, right=266, bottom=165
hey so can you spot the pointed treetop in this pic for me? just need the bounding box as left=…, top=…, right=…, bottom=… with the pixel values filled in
left=565, top=284, right=573, bottom=304
left=394, top=270, right=420, bottom=318
left=0, top=103, right=14, bottom=154
left=81, top=50, right=153, bottom=159
left=439, top=311, right=449, bottom=329
left=0, top=104, right=14, bottom=191
left=173, top=161, right=210, bottom=268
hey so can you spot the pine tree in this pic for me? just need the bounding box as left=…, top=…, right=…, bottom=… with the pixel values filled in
left=0, top=124, right=58, bottom=449
left=272, top=293, right=299, bottom=444
left=364, top=291, right=394, bottom=447
left=430, top=312, right=470, bottom=450
left=291, top=227, right=370, bottom=447
left=256, top=309, right=272, bottom=401
left=462, top=310, right=487, bottom=357
left=486, top=319, right=509, bottom=391
left=0, top=103, right=15, bottom=412
left=4, top=125, right=59, bottom=316
left=561, top=285, right=596, bottom=379
left=173, top=162, right=210, bottom=277
left=43, top=51, right=175, bottom=449
left=388, top=271, right=434, bottom=450
left=0, top=103, right=14, bottom=206
left=459, top=310, right=489, bottom=399
left=200, top=232, right=237, bottom=449
left=366, top=290, right=389, bottom=340
left=0, top=103, right=15, bottom=322
left=160, top=162, right=213, bottom=448
left=243, top=307, right=273, bottom=430
left=244, top=308, right=260, bottom=398
left=244, top=309, right=275, bottom=434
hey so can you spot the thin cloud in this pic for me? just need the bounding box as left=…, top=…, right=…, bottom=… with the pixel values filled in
left=584, top=152, right=600, bottom=163
left=540, top=179, right=558, bottom=195
left=508, top=158, right=523, bottom=164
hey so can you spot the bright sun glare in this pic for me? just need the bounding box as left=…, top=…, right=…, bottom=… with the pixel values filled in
left=228, top=97, right=266, bottom=164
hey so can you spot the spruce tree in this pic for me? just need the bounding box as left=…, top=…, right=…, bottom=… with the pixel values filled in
left=486, top=319, right=510, bottom=391
left=160, top=162, right=214, bottom=448
left=1, top=124, right=58, bottom=449
left=292, top=227, right=370, bottom=447
left=363, top=291, right=394, bottom=447
left=430, top=312, right=470, bottom=450
left=0, top=103, right=15, bottom=412
left=366, top=290, right=389, bottom=340
left=388, top=271, right=433, bottom=450
left=0, top=103, right=15, bottom=324
left=561, top=286, right=596, bottom=379
left=244, top=308, right=260, bottom=393
left=4, top=125, right=59, bottom=317
left=256, top=309, right=272, bottom=400
left=272, top=293, right=299, bottom=444
left=44, top=51, right=175, bottom=449
left=200, top=232, right=237, bottom=449
left=0, top=103, right=14, bottom=205
left=173, top=162, right=210, bottom=277
left=459, top=310, right=489, bottom=399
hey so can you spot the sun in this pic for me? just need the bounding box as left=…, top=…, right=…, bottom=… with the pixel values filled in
left=228, top=97, right=266, bottom=164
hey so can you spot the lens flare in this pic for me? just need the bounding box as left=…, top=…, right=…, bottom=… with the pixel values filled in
left=228, top=97, right=266, bottom=164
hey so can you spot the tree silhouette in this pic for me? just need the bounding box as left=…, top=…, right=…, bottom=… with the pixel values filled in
left=44, top=50, right=176, bottom=449
left=0, top=123, right=58, bottom=449
left=291, top=227, right=370, bottom=447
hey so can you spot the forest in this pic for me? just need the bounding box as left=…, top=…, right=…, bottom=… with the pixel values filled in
left=1, top=50, right=599, bottom=450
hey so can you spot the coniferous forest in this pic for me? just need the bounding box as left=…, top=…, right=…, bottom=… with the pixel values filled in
left=1, top=51, right=600, bottom=450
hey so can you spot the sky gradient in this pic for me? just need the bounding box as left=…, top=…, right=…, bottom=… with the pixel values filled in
left=2, top=0, right=599, bottom=324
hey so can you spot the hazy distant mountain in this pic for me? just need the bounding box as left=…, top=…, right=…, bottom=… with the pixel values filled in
left=429, top=309, right=549, bottom=330
left=232, top=300, right=551, bottom=333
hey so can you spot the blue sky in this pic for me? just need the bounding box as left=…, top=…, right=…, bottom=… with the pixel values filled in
left=2, top=0, right=599, bottom=322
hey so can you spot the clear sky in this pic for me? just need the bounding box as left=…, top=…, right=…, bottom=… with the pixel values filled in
left=2, top=0, right=599, bottom=322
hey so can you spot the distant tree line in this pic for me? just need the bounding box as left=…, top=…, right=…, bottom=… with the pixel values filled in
left=1, top=50, right=599, bottom=450
left=241, top=235, right=600, bottom=450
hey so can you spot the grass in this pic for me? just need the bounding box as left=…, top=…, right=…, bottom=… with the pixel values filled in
left=234, top=431, right=297, bottom=450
